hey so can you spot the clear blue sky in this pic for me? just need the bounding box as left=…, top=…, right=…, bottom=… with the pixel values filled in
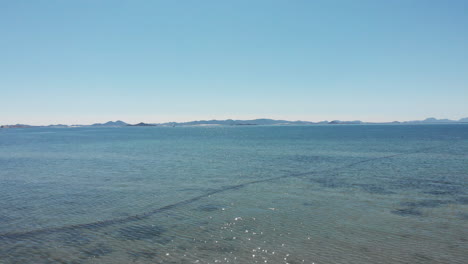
left=1, top=0, right=467, bottom=125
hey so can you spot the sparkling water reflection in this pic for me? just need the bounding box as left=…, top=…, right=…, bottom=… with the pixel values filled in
left=0, top=125, right=467, bottom=263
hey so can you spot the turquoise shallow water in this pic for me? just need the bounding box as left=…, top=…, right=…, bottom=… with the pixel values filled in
left=0, top=125, right=467, bottom=263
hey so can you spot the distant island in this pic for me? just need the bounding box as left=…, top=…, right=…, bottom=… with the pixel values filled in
left=90, top=120, right=129, bottom=127
left=1, top=117, right=468, bottom=128
left=127, top=122, right=157, bottom=127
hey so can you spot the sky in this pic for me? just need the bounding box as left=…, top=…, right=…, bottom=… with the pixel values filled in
left=1, top=0, right=467, bottom=125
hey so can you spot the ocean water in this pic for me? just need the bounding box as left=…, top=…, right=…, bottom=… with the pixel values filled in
left=0, top=125, right=467, bottom=264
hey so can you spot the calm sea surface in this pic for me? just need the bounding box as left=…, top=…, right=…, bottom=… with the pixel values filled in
left=0, top=125, right=467, bottom=263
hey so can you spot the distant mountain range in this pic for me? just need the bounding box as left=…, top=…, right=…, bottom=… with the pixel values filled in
left=1, top=117, right=467, bottom=128
left=90, top=120, right=129, bottom=127
left=161, top=119, right=318, bottom=126
left=402, top=117, right=468, bottom=124
left=83, top=117, right=468, bottom=126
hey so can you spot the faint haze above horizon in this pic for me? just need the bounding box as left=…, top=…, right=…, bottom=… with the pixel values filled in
left=1, top=0, right=467, bottom=125
left=3, top=116, right=468, bottom=127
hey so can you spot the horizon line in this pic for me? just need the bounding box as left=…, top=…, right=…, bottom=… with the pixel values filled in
left=2, top=116, right=467, bottom=127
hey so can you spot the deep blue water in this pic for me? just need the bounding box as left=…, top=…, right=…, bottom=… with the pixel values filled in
left=0, top=125, right=467, bottom=263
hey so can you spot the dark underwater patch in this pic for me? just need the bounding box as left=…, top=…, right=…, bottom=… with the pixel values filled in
left=395, top=178, right=465, bottom=196
left=391, top=208, right=422, bottom=216
left=427, top=185, right=465, bottom=196
left=401, top=199, right=449, bottom=208
left=455, top=196, right=468, bottom=205
left=424, top=190, right=453, bottom=195
left=117, top=225, right=166, bottom=240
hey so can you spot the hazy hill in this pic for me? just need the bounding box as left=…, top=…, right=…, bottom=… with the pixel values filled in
left=328, top=120, right=363, bottom=124
left=404, top=117, right=464, bottom=124
left=127, top=122, right=157, bottom=126
left=91, top=120, right=128, bottom=127
left=161, top=119, right=317, bottom=126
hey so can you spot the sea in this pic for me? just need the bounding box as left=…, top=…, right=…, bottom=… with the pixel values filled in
left=0, top=125, right=467, bottom=264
